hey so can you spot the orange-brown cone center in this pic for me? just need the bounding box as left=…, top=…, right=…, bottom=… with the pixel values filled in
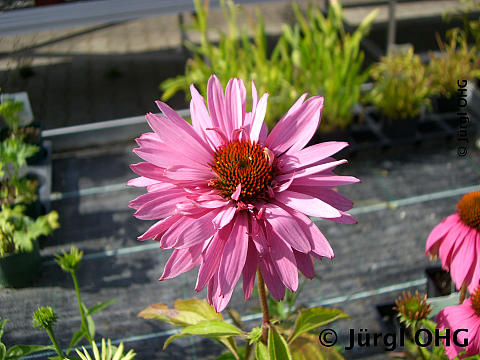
left=457, top=191, right=480, bottom=230
left=471, top=287, right=480, bottom=316
left=210, top=140, right=275, bottom=203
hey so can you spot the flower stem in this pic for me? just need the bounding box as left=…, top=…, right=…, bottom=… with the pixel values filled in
left=256, top=268, right=270, bottom=344
left=459, top=281, right=467, bottom=304
left=45, top=327, right=64, bottom=359
left=71, top=270, right=93, bottom=343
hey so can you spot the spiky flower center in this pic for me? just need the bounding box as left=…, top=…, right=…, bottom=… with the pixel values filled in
left=394, top=291, right=432, bottom=326
left=471, top=287, right=480, bottom=316
left=210, top=140, right=276, bottom=203
left=457, top=191, right=480, bottom=230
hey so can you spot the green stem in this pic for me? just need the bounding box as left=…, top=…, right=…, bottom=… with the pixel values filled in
left=71, top=271, right=93, bottom=343
left=45, top=327, right=64, bottom=359
left=244, top=340, right=251, bottom=360
left=257, top=268, right=270, bottom=344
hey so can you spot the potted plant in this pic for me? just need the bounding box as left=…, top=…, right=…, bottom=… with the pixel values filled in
left=0, top=97, right=59, bottom=288
left=428, top=29, right=480, bottom=113
left=367, top=48, right=433, bottom=140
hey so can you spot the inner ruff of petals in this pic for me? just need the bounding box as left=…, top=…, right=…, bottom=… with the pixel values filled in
left=209, top=140, right=276, bottom=203
left=471, top=287, right=480, bottom=316
left=457, top=191, right=480, bottom=230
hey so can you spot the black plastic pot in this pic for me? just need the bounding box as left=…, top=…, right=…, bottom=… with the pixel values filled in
left=381, top=116, right=418, bottom=140
left=433, top=96, right=457, bottom=114
left=0, top=240, right=41, bottom=288
left=425, top=266, right=453, bottom=298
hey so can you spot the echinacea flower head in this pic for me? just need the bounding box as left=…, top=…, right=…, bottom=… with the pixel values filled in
left=436, top=285, right=480, bottom=359
left=425, top=191, right=480, bottom=293
left=394, top=290, right=432, bottom=328
left=128, top=75, right=359, bottom=312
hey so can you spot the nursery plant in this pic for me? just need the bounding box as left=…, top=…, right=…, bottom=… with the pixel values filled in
left=428, top=29, right=480, bottom=104
left=367, top=48, right=433, bottom=122
left=160, top=0, right=376, bottom=131
left=0, top=96, right=59, bottom=287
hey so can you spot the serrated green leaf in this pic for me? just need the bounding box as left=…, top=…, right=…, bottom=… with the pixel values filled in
left=290, top=333, right=343, bottom=360
left=5, top=345, right=54, bottom=360
left=88, top=298, right=117, bottom=316
left=289, top=307, right=349, bottom=344
left=268, top=326, right=292, bottom=360
left=163, top=320, right=242, bottom=349
left=256, top=342, right=269, bottom=360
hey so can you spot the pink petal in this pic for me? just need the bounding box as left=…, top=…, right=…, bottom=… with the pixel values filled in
left=275, top=190, right=341, bottom=219
left=174, top=210, right=218, bottom=249
left=127, top=176, right=158, bottom=187
left=207, top=75, right=228, bottom=138
left=159, top=244, right=203, bottom=280
left=212, top=205, right=237, bottom=229
left=283, top=141, right=349, bottom=171
left=231, top=183, right=242, bottom=201
left=250, top=93, right=269, bottom=142
left=133, top=189, right=186, bottom=220
left=277, top=159, right=348, bottom=182
left=292, top=175, right=360, bottom=187
left=146, top=111, right=212, bottom=164
left=225, top=78, right=245, bottom=131
left=138, top=214, right=182, bottom=241
left=293, top=250, right=315, bottom=279
left=207, top=271, right=235, bottom=312
left=426, top=214, right=459, bottom=254
left=266, top=96, right=323, bottom=154
left=242, top=239, right=258, bottom=300
left=259, top=253, right=285, bottom=301
left=287, top=209, right=334, bottom=259
left=263, top=204, right=311, bottom=253
left=164, top=165, right=212, bottom=181
left=218, top=213, right=249, bottom=296
left=438, top=220, right=465, bottom=269
left=196, top=226, right=231, bottom=291
left=269, top=230, right=299, bottom=292
left=450, top=227, right=476, bottom=290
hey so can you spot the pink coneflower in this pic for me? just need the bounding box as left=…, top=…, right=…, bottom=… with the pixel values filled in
left=426, top=191, right=480, bottom=293
left=128, top=75, right=359, bottom=312
left=436, top=286, right=480, bottom=359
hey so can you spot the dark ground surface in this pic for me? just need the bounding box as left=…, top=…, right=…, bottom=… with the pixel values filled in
left=1, top=136, right=479, bottom=359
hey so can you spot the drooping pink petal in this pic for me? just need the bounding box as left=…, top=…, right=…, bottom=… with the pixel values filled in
left=268, top=230, right=299, bottom=292
left=160, top=244, right=203, bottom=280
left=242, top=239, right=258, bottom=300
left=425, top=214, right=459, bottom=254
left=133, top=189, right=187, bottom=220
left=218, top=213, right=249, bottom=296
left=259, top=253, right=285, bottom=301
left=174, top=210, right=219, bottom=249
left=293, top=250, right=315, bottom=279
left=196, top=225, right=232, bottom=292
left=138, top=214, right=182, bottom=241
left=212, top=205, right=237, bottom=229
left=263, top=204, right=311, bottom=252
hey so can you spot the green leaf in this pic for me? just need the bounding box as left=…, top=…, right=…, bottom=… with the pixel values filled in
left=163, top=320, right=242, bottom=349
left=268, top=326, right=292, bottom=360
left=87, top=298, right=117, bottom=316
left=81, top=302, right=96, bottom=340
left=256, top=342, right=269, bottom=360
left=5, top=345, right=54, bottom=360
left=139, top=298, right=222, bottom=327
left=66, top=329, right=86, bottom=354
left=289, top=307, right=349, bottom=344
left=290, top=333, right=343, bottom=360
left=0, top=343, right=6, bottom=360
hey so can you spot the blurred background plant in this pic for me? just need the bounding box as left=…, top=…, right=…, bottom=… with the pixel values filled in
left=428, top=29, right=480, bottom=100
left=367, top=48, right=433, bottom=121
left=160, top=0, right=376, bottom=131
